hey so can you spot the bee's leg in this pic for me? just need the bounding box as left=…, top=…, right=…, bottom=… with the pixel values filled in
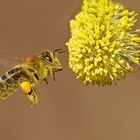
left=51, top=71, right=56, bottom=81
left=19, top=81, right=39, bottom=107
left=44, top=78, right=48, bottom=85
left=49, top=69, right=56, bottom=81
left=52, top=71, right=56, bottom=81
left=27, top=88, right=39, bottom=108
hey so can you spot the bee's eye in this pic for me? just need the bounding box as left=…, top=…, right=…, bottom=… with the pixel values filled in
left=45, top=55, right=53, bottom=62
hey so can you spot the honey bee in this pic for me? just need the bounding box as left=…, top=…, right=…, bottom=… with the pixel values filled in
left=0, top=49, right=64, bottom=107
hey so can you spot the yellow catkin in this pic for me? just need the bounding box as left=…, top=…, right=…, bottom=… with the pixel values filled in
left=66, top=0, right=140, bottom=86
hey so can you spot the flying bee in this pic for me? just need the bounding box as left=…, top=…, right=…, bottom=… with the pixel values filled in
left=0, top=49, right=64, bottom=107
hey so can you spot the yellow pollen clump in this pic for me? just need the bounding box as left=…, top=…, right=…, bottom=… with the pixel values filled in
left=66, top=0, right=140, bottom=86
left=20, top=81, right=32, bottom=94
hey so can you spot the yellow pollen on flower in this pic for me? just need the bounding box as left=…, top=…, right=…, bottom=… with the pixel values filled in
left=66, top=0, right=140, bottom=86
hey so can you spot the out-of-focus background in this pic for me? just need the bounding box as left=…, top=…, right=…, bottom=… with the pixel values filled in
left=0, top=0, right=140, bottom=140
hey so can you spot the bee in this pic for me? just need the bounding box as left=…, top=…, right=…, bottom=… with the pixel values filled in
left=0, top=49, right=64, bottom=107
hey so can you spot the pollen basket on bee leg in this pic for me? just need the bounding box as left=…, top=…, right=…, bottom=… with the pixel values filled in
left=20, top=81, right=32, bottom=94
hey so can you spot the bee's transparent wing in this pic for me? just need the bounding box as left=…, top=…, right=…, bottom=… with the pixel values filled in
left=0, top=50, right=23, bottom=72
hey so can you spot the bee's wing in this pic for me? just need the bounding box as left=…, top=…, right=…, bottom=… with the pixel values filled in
left=0, top=50, right=23, bottom=72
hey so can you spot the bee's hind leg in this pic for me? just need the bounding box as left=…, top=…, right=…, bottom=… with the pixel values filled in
left=27, top=88, right=39, bottom=108
left=19, top=81, right=39, bottom=107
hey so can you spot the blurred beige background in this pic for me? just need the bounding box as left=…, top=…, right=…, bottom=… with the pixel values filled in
left=0, top=0, right=140, bottom=140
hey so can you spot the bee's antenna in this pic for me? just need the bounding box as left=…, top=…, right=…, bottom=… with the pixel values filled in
left=53, top=49, right=66, bottom=55
left=58, top=50, right=66, bottom=54
left=53, top=49, right=62, bottom=53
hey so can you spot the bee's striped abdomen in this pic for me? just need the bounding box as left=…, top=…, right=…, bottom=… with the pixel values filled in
left=0, top=66, right=21, bottom=100
left=0, top=65, right=41, bottom=100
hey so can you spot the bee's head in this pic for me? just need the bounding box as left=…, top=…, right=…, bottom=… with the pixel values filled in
left=41, top=49, right=65, bottom=72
